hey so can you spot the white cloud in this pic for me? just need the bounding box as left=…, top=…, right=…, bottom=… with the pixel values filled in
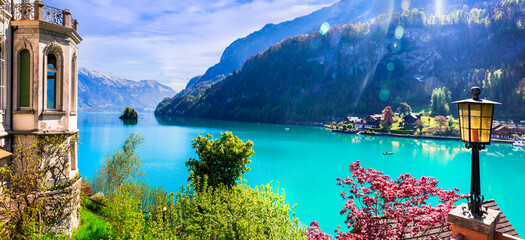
left=47, top=0, right=338, bottom=91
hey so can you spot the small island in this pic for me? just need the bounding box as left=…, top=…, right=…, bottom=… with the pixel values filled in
left=119, top=107, right=138, bottom=125
left=119, top=107, right=138, bottom=119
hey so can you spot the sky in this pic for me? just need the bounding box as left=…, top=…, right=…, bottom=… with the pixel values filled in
left=46, top=0, right=339, bottom=92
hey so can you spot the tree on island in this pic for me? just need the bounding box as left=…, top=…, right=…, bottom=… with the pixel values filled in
left=119, top=107, right=138, bottom=120
left=381, top=106, right=395, bottom=130
left=306, top=161, right=465, bottom=240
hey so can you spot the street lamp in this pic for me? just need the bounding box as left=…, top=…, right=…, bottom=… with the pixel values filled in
left=452, top=87, right=501, bottom=217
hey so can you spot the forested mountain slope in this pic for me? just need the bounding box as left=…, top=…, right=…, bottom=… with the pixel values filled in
left=162, top=0, right=496, bottom=118
left=157, top=0, right=525, bottom=123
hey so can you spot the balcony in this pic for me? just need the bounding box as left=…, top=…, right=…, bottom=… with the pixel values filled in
left=12, top=1, right=78, bottom=31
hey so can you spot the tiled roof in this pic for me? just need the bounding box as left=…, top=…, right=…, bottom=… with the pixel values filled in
left=406, top=200, right=520, bottom=239
left=485, top=199, right=520, bottom=237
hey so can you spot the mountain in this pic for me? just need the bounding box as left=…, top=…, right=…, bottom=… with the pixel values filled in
left=160, top=0, right=498, bottom=118
left=156, top=0, right=525, bottom=123
left=79, top=68, right=176, bottom=112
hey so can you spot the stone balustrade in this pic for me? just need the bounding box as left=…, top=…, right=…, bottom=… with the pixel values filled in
left=13, top=0, right=77, bottom=31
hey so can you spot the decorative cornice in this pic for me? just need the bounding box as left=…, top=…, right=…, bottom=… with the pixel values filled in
left=10, top=20, right=82, bottom=44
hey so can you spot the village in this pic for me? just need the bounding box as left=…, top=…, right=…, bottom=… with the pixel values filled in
left=328, top=110, right=525, bottom=143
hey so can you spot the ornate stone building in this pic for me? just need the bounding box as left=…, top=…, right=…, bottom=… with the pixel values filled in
left=0, top=0, right=82, bottom=235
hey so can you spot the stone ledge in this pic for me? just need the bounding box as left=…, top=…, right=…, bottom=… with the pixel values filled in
left=448, top=203, right=501, bottom=235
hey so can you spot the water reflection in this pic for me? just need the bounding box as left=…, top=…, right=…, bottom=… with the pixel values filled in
left=121, top=118, right=138, bottom=125
left=79, top=113, right=525, bottom=234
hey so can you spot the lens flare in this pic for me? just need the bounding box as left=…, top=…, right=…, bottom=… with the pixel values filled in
left=380, top=89, right=390, bottom=102
left=320, top=22, right=330, bottom=35
left=395, top=26, right=404, bottom=39
left=391, top=41, right=402, bottom=53
left=387, top=62, right=395, bottom=71
left=435, top=0, right=443, bottom=16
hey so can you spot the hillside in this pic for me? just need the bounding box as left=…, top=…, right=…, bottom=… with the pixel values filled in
left=79, top=68, right=176, bottom=112
left=160, top=0, right=497, bottom=118
left=156, top=0, right=525, bottom=123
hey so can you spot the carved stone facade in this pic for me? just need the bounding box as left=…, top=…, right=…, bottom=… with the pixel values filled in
left=0, top=0, right=82, bottom=235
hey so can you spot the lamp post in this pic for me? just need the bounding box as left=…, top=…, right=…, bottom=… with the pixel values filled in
left=452, top=87, right=501, bottom=217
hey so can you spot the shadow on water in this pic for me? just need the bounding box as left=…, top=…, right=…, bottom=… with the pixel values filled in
left=120, top=118, right=138, bottom=125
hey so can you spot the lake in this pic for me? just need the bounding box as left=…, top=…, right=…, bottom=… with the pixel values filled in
left=78, top=112, right=525, bottom=234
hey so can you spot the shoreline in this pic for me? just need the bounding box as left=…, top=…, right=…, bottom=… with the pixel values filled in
left=330, top=129, right=515, bottom=144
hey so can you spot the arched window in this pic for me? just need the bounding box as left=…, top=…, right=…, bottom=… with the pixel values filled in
left=71, top=56, right=77, bottom=112
left=19, top=49, right=30, bottom=108
left=0, top=47, right=3, bottom=112
left=46, top=54, right=58, bottom=109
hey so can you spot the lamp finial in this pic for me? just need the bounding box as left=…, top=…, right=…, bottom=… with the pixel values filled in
left=471, top=87, right=481, bottom=100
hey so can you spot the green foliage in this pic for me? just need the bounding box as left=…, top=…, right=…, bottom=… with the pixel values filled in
left=119, top=107, right=138, bottom=120
left=397, top=102, right=412, bottom=118
left=92, top=133, right=145, bottom=198
left=173, top=179, right=305, bottom=239
left=108, top=183, right=145, bottom=240
left=84, top=132, right=302, bottom=240
left=415, top=119, right=425, bottom=135
left=186, top=132, right=254, bottom=189
left=0, top=135, right=79, bottom=239
left=72, top=206, right=110, bottom=240
left=342, top=124, right=354, bottom=130
left=430, top=87, right=451, bottom=117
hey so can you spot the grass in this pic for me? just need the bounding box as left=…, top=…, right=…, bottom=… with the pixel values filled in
left=72, top=206, right=110, bottom=240
left=35, top=206, right=109, bottom=240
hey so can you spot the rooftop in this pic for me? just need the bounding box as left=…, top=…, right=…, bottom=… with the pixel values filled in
left=10, top=1, right=78, bottom=31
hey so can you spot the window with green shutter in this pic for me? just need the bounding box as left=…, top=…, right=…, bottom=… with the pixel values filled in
left=19, top=50, right=30, bottom=108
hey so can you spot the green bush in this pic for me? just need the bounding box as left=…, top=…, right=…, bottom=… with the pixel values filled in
left=173, top=179, right=305, bottom=239
left=85, top=133, right=303, bottom=239
left=108, top=183, right=145, bottom=240
left=186, top=132, right=254, bottom=189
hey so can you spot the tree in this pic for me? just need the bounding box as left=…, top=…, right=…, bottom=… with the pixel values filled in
left=397, top=102, right=412, bottom=118
left=0, top=135, right=79, bottom=238
left=93, top=133, right=145, bottom=198
left=307, top=161, right=465, bottom=240
left=415, top=119, right=425, bottom=135
left=435, top=116, right=448, bottom=131
left=430, top=87, right=451, bottom=116
left=174, top=180, right=305, bottom=239
left=120, top=107, right=138, bottom=120
left=447, top=115, right=457, bottom=127
left=381, top=106, right=395, bottom=130
left=186, top=132, right=254, bottom=189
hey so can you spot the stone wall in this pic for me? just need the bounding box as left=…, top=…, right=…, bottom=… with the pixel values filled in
left=0, top=177, right=82, bottom=236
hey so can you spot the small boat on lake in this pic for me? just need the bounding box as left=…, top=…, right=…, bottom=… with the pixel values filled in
left=383, top=152, right=393, bottom=155
left=513, top=141, right=525, bottom=148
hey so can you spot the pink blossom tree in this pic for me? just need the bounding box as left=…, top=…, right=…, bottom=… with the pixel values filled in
left=307, top=161, right=465, bottom=240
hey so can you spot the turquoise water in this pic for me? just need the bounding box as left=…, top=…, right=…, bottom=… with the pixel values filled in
left=78, top=112, right=525, bottom=234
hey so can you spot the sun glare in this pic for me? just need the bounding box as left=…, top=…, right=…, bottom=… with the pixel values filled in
left=435, top=0, right=443, bottom=16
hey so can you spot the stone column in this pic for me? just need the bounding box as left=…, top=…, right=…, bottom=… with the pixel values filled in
left=34, top=1, right=44, bottom=21
left=72, top=19, right=78, bottom=31
left=63, top=9, right=71, bottom=28
left=448, top=203, right=501, bottom=240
